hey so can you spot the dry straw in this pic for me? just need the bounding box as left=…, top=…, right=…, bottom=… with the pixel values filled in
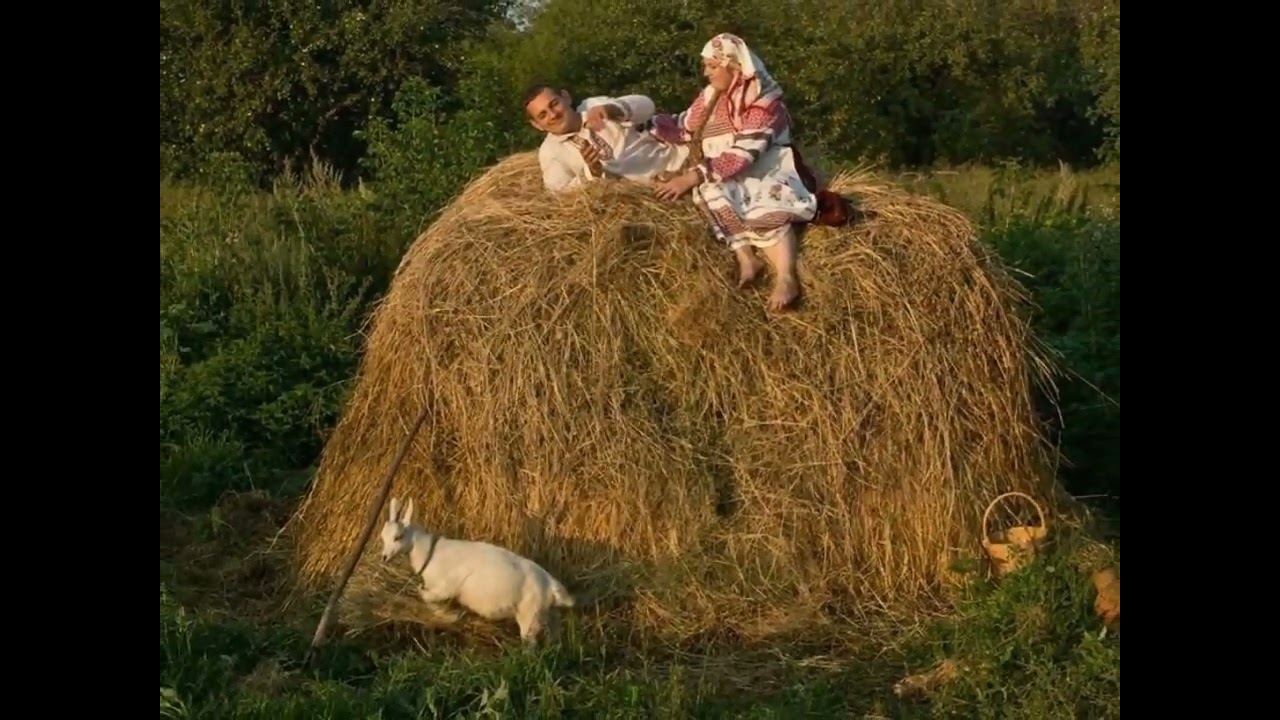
left=284, top=150, right=1079, bottom=642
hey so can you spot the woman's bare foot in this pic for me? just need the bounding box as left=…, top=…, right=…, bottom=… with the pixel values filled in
left=768, top=272, right=800, bottom=312
left=760, top=228, right=801, bottom=312
left=736, top=248, right=764, bottom=288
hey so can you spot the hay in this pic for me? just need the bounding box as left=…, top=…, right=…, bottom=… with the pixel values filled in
left=285, top=150, right=1077, bottom=641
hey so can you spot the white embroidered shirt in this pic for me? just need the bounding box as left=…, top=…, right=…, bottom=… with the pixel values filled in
left=537, top=94, right=690, bottom=192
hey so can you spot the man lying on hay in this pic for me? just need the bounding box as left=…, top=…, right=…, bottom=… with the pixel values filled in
left=523, top=32, right=854, bottom=312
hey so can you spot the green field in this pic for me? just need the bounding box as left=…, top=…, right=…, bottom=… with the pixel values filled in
left=160, top=160, right=1120, bottom=718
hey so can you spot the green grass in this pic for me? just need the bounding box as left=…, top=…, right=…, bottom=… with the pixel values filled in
left=160, top=162, right=1120, bottom=718
left=160, top=489, right=1120, bottom=717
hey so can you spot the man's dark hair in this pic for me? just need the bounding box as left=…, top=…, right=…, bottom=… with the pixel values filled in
left=521, top=82, right=559, bottom=109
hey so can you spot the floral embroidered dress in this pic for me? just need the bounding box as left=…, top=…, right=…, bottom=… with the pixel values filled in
left=650, top=33, right=818, bottom=250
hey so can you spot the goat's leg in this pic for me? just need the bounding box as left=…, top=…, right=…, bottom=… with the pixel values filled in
left=547, top=607, right=562, bottom=640
left=418, top=586, right=452, bottom=604
left=417, top=586, right=464, bottom=622
left=517, top=605, right=548, bottom=648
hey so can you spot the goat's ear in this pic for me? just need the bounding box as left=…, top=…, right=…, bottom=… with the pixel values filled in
left=389, top=497, right=401, bottom=522
left=403, top=498, right=415, bottom=526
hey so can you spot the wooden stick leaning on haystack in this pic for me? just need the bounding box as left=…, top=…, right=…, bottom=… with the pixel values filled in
left=304, top=401, right=433, bottom=662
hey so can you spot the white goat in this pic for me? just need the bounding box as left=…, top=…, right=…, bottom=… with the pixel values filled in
left=378, top=496, right=575, bottom=645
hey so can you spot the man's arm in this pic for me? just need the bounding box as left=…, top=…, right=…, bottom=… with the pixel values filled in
left=610, top=95, right=656, bottom=126
left=581, top=94, right=657, bottom=127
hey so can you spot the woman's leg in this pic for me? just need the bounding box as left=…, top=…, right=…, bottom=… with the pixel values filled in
left=758, top=225, right=800, bottom=311
left=693, top=184, right=765, bottom=288
left=694, top=178, right=799, bottom=306
left=734, top=245, right=764, bottom=287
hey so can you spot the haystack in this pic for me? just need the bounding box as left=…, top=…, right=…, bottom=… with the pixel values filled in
left=286, top=150, right=1075, bottom=641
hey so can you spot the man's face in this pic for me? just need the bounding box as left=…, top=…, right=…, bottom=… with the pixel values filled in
left=526, top=88, right=578, bottom=135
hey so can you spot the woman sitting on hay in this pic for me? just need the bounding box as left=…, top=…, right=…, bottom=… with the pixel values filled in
left=651, top=32, right=837, bottom=312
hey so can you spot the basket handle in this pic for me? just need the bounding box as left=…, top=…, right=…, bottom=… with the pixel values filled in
left=981, top=491, right=1047, bottom=543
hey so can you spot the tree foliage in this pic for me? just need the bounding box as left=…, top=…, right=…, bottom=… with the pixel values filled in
left=159, top=0, right=1120, bottom=186
left=160, top=0, right=513, bottom=183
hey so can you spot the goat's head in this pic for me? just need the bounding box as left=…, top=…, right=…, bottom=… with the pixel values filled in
left=379, top=496, right=416, bottom=562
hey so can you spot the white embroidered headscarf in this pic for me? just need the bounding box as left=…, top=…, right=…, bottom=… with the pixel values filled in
left=699, top=32, right=783, bottom=118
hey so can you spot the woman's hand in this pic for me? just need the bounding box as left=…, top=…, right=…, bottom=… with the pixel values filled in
left=583, top=105, right=610, bottom=131
left=653, top=169, right=700, bottom=201
left=584, top=103, right=624, bottom=131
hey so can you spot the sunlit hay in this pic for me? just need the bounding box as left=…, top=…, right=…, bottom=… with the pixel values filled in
left=284, top=150, right=1080, bottom=643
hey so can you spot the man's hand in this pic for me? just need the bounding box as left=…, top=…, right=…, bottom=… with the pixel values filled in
left=654, top=169, right=701, bottom=201
left=584, top=103, right=624, bottom=131
left=580, top=141, right=602, bottom=170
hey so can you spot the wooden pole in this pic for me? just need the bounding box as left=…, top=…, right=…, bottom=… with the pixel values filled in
left=302, top=400, right=433, bottom=665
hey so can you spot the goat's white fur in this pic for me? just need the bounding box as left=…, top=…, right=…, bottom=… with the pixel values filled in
left=378, top=496, right=575, bottom=645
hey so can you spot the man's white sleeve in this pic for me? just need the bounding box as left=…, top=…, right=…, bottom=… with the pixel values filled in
left=580, top=94, right=656, bottom=126
left=577, top=96, right=612, bottom=113
left=612, top=95, right=656, bottom=126
left=539, top=145, right=582, bottom=192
